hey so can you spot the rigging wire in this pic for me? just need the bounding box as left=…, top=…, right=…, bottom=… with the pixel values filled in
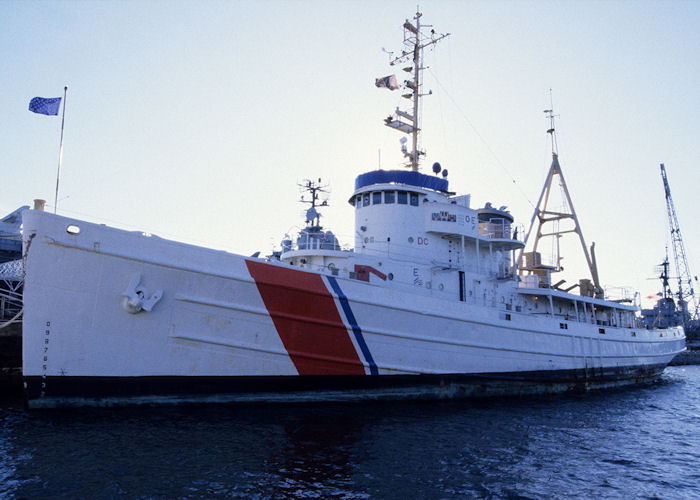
left=427, top=67, right=536, bottom=210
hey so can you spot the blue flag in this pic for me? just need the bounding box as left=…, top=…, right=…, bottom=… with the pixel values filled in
left=29, top=96, right=62, bottom=116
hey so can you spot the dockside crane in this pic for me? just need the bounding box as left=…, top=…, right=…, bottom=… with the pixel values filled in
left=660, top=163, right=699, bottom=332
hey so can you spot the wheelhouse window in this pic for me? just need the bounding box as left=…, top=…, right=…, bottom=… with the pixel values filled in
left=373, top=192, right=382, bottom=204
left=397, top=191, right=408, bottom=204
left=385, top=191, right=395, bottom=203
left=410, top=193, right=419, bottom=206
left=355, top=195, right=361, bottom=208
left=363, top=193, right=370, bottom=207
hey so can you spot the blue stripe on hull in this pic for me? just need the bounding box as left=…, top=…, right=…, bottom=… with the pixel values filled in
left=326, top=276, right=379, bottom=375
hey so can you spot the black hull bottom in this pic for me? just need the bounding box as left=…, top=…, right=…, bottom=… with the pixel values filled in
left=24, top=363, right=670, bottom=408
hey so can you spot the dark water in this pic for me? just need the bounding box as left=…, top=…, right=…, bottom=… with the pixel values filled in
left=2, top=367, right=700, bottom=499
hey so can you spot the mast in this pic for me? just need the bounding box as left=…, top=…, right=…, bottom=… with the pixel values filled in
left=410, top=14, right=421, bottom=169
left=381, top=11, right=449, bottom=171
left=298, top=178, right=329, bottom=230
left=656, top=251, right=673, bottom=301
left=517, top=107, right=602, bottom=297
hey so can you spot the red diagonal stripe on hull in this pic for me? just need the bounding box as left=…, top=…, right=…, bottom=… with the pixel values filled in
left=246, top=261, right=365, bottom=375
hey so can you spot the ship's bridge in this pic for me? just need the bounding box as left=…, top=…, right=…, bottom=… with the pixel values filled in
left=349, top=169, right=524, bottom=266
left=348, top=169, right=452, bottom=213
left=351, top=170, right=450, bottom=197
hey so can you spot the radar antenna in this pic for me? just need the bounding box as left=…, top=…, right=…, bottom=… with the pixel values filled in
left=378, top=11, right=449, bottom=171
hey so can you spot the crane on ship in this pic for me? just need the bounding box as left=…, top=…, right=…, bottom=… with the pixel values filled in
left=660, top=163, right=699, bottom=339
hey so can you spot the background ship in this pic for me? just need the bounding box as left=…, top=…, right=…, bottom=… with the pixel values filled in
left=641, top=164, right=699, bottom=345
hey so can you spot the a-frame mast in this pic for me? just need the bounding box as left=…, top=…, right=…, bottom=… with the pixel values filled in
left=517, top=107, right=602, bottom=296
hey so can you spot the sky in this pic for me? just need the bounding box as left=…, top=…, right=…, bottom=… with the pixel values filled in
left=2, top=0, right=699, bottom=308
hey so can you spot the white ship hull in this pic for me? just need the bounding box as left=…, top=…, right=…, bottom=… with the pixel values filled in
left=21, top=210, right=684, bottom=408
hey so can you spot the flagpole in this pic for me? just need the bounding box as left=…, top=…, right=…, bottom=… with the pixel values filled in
left=53, top=86, right=68, bottom=214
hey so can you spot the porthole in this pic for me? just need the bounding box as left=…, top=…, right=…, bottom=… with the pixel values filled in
left=364, top=237, right=369, bottom=243
left=408, top=237, right=414, bottom=243
left=438, top=283, right=444, bottom=291
left=66, top=224, right=81, bottom=235
left=388, top=273, right=394, bottom=280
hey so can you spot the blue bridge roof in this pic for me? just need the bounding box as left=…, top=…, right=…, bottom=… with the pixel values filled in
left=354, top=170, right=449, bottom=192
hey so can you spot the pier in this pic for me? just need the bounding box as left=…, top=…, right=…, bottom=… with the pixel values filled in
left=0, top=322, right=22, bottom=400
left=669, top=344, right=700, bottom=366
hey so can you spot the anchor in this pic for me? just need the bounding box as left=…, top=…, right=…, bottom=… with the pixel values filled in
left=121, top=274, right=163, bottom=314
